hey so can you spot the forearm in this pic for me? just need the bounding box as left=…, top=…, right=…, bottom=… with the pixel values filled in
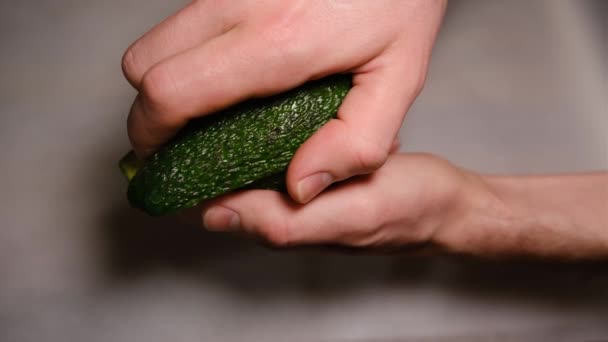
left=438, top=171, right=608, bottom=259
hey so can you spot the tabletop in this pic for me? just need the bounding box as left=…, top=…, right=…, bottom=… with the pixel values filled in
left=0, top=1, right=606, bottom=341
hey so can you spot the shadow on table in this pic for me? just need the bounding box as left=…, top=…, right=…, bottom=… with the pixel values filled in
left=100, top=204, right=438, bottom=296
left=99, top=202, right=608, bottom=309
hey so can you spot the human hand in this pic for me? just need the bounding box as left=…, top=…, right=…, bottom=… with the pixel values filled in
left=122, top=0, right=447, bottom=203
left=195, top=153, right=608, bottom=259
left=196, top=153, right=472, bottom=250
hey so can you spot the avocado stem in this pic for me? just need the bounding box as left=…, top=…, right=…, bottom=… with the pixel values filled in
left=118, top=150, right=144, bottom=182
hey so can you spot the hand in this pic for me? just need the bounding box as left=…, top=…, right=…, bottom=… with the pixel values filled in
left=196, top=153, right=608, bottom=260
left=198, top=153, right=470, bottom=249
left=122, top=0, right=447, bottom=203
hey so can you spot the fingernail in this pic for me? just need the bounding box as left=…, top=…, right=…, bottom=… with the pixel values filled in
left=296, top=172, right=333, bottom=203
left=203, top=206, right=240, bottom=232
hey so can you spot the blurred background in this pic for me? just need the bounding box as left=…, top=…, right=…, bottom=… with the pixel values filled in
left=0, top=0, right=606, bottom=341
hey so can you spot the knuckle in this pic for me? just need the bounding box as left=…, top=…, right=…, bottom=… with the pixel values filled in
left=353, top=138, right=389, bottom=173
left=390, top=58, right=428, bottom=101
left=139, top=65, right=179, bottom=117
left=403, top=66, right=428, bottom=99
left=121, top=46, right=142, bottom=85
left=410, top=71, right=427, bottom=98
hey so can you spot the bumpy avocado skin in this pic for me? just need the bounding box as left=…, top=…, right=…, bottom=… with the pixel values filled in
left=127, top=75, right=351, bottom=216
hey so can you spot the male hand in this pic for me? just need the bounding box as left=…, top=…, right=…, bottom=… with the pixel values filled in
left=199, top=153, right=471, bottom=249
left=122, top=0, right=447, bottom=203
left=198, top=153, right=608, bottom=260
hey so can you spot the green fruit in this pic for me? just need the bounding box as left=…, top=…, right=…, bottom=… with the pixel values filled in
left=119, top=75, right=352, bottom=216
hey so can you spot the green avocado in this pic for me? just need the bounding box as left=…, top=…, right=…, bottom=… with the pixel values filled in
left=119, top=74, right=352, bottom=216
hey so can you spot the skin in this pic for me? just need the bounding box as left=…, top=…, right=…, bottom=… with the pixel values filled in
left=122, top=0, right=447, bottom=203
left=123, top=0, right=608, bottom=259
left=201, top=154, right=608, bottom=260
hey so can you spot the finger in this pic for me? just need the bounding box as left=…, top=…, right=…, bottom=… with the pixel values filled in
left=121, top=0, right=235, bottom=88
left=287, top=57, right=425, bottom=203
left=201, top=154, right=448, bottom=248
left=128, top=26, right=315, bottom=158
left=201, top=175, right=384, bottom=247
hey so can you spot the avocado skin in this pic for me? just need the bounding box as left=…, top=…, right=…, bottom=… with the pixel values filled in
left=127, top=75, right=351, bottom=216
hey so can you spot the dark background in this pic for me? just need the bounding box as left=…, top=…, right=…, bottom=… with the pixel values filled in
left=0, top=0, right=606, bottom=341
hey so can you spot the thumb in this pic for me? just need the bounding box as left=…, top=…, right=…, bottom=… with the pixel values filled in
left=287, top=64, right=423, bottom=203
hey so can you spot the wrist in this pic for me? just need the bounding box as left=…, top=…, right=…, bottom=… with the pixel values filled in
left=480, top=175, right=608, bottom=259
left=435, top=172, right=608, bottom=260
left=431, top=170, right=514, bottom=257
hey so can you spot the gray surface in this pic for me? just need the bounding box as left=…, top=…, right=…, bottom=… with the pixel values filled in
left=0, top=1, right=606, bottom=341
